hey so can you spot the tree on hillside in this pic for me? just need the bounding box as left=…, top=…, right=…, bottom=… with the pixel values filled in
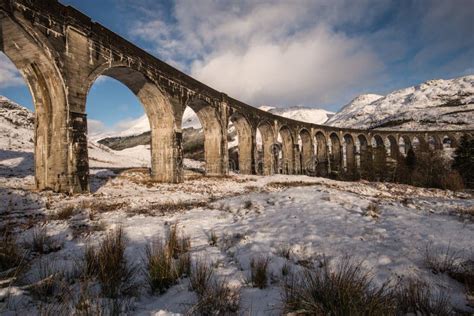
left=452, top=134, right=474, bottom=188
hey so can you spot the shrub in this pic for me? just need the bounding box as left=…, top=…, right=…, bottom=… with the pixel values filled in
left=190, top=259, right=214, bottom=296
left=250, top=256, right=270, bottom=289
left=282, top=256, right=396, bottom=315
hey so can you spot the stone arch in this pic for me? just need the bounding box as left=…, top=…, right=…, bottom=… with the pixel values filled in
left=257, top=121, right=276, bottom=175
left=0, top=14, right=71, bottom=191
left=315, top=131, right=328, bottom=176
left=278, top=125, right=294, bottom=174
left=428, top=134, right=442, bottom=151
left=229, top=111, right=254, bottom=174
left=186, top=98, right=226, bottom=176
left=85, top=65, right=181, bottom=183
left=399, top=135, right=412, bottom=156
left=358, top=134, right=372, bottom=179
left=412, top=135, right=428, bottom=152
left=329, top=133, right=342, bottom=175
left=442, top=134, right=458, bottom=148
left=386, top=135, right=399, bottom=159
left=299, top=128, right=313, bottom=175
left=371, top=134, right=386, bottom=180
left=343, top=134, right=356, bottom=176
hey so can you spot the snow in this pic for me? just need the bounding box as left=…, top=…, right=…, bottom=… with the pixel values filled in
left=1, top=93, right=474, bottom=314
left=326, top=75, right=474, bottom=130
left=259, top=105, right=333, bottom=125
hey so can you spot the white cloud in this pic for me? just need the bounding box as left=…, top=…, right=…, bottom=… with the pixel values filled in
left=88, top=119, right=108, bottom=136
left=129, top=1, right=384, bottom=109
left=0, top=54, right=25, bottom=88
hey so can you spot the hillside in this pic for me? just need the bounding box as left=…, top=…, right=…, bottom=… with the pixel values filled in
left=326, top=75, right=474, bottom=130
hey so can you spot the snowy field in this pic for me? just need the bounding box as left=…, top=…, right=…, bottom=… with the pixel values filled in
left=1, top=97, right=474, bottom=314
left=1, top=158, right=473, bottom=314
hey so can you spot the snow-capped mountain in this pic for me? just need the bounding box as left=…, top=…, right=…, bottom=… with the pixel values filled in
left=259, top=105, right=333, bottom=124
left=326, top=75, right=474, bottom=130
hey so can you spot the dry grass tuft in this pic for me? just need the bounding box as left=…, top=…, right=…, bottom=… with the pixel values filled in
left=282, top=256, right=396, bottom=315
left=144, top=224, right=191, bottom=294
left=189, top=259, right=214, bottom=296
left=394, top=278, right=453, bottom=315
left=276, top=244, right=292, bottom=260
left=208, top=230, right=218, bottom=246
left=49, top=205, right=77, bottom=221
left=84, top=228, right=138, bottom=298
left=364, top=202, right=381, bottom=219
left=250, top=256, right=270, bottom=289
left=0, top=230, right=23, bottom=273
left=424, top=243, right=460, bottom=275
left=24, top=226, right=61, bottom=254
left=188, top=278, right=240, bottom=315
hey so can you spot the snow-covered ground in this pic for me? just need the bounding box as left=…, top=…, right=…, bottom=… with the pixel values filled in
left=326, top=75, right=474, bottom=130
left=1, top=166, right=473, bottom=314
left=1, top=95, right=474, bottom=314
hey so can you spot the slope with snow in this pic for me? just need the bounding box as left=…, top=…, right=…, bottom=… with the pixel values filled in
left=326, top=75, right=474, bottom=130
left=260, top=105, right=333, bottom=124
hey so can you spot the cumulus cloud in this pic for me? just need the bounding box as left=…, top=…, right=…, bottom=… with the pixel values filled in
left=0, top=54, right=25, bottom=88
left=128, top=0, right=473, bottom=110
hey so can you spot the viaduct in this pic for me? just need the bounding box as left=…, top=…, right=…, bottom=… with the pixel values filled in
left=0, top=0, right=472, bottom=193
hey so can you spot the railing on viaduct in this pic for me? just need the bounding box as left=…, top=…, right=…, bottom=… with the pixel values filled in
left=0, top=0, right=472, bottom=193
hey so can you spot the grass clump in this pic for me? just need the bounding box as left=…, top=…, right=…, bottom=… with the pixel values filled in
left=0, top=230, right=23, bottom=273
left=84, top=228, right=138, bottom=298
left=144, top=224, right=191, bottom=294
left=49, top=206, right=77, bottom=221
left=24, top=226, right=60, bottom=254
left=250, top=256, right=270, bottom=289
left=189, top=279, right=240, bottom=315
left=394, top=278, right=453, bottom=315
left=189, top=259, right=214, bottom=296
left=208, top=230, right=218, bottom=246
left=282, top=256, right=396, bottom=315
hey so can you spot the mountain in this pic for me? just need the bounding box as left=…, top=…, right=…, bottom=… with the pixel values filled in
left=259, top=105, right=333, bottom=124
left=326, top=75, right=474, bottom=130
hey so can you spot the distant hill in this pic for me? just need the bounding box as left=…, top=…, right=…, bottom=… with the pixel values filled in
left=326, top=75, right=474, bottom=130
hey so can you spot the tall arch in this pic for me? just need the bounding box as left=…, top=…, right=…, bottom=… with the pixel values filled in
left=0, top=15, right=71, bottom=191
left=315, top=131, right=328, bottom=176
left=428, top=135, right=442, bottom=151
left=299, top=129, right=313, bottom=175
left=372, top=134, right=387, bottom=180
left=329, top=133, right=342, bottom=175
left=229, top=112, right=254, bottom=174
left=257, top=121, right=276, bottom=175
left=399, top=135, right=412, bottom=156
left=84, top=66, right=181, bottom=184
left=279, top=126, right=294, bottom=174
left=358, top=134, right=372, bottom=179
left=387, top=135, right=399, bottom=160
left=186, top=99, right=226, bottom=176
left=343, top=134, right=356, bottom=177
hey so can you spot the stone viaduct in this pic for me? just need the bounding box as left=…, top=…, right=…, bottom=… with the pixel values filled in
left=1, top=0, right=472, bottom=193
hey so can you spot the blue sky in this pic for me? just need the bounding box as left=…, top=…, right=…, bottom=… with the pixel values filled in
left=0, top=0, right=473, bottom=132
